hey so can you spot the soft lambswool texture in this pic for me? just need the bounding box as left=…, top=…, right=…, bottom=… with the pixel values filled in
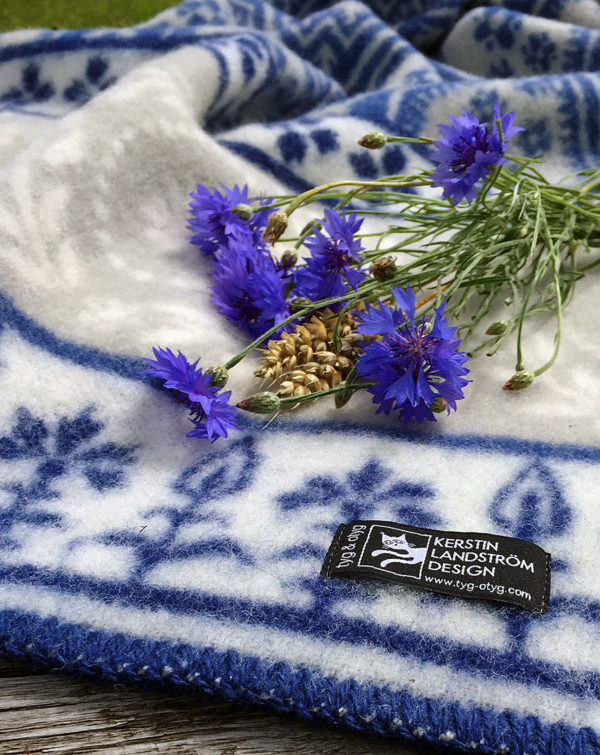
left=1, top=1, right=600, bottom=753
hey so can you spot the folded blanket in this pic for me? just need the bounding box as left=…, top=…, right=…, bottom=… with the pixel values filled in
left=1, top=1, right=600, bottom=752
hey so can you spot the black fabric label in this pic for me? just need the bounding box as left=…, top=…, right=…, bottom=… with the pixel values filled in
left=321, top=521, right=551, bottom=613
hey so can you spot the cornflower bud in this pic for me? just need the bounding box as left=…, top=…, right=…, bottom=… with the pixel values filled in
left=237, top=392, right=281, bottom=413
left=334, top=381, right=354, bottom=409
left=369, top=256, right=398, bottom=282
left=300, top=219, right=322, bottom=237
left=486, top=320, right=509, bottom=336
left=430, top=397, right=448, bottom=413
left=208, top=366, right=228, bottom=388
left=231, top=204, right=253, bottom=221
left=358, top=132, right=387, bottom=150
left=289, top=297, right=313, bottom=313
left=502, top=371, right=535, bottom=391
left=263, top=210, right=288, bottom=244
left=280, top=250, right=298, bottom=269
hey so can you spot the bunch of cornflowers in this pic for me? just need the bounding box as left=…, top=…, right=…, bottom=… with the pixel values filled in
left=143, top=104, right=600, bottom=441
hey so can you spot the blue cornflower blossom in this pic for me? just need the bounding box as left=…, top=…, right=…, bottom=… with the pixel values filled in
left=210, top=239, right=290, bottom=339
left=355, top=287, right=469, bottom=424
left=141, top=347, right=240, bottom=441
left=430, top=104, right=523, bottom=205
left=293, top=208, right=366, bottom=301
left=188, top=184, right=273, bottom=257
left=186, top=394, right=241, bottom=441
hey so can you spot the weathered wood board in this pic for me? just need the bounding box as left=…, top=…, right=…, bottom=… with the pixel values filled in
left=0, top=658, right=423, bottom=754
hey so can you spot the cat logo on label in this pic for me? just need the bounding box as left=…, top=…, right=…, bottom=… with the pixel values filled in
left=358, top=525, right=432, bottom=579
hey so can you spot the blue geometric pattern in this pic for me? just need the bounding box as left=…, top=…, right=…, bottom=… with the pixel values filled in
left=276, top=458, right=439, bottom=528
left=0, top=407, right=137, bottom=550
left=0, top=63, right=54, bottom=104
left=98, top=436, right=259, bottom=575
left=62, top=56, right=116, bottom=104
left=2, top=2, right=600, bottom=754
left=490, top=459, right=572, bottom=541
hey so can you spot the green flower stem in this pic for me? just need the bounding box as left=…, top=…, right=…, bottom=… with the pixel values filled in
left=279, top=231, right=383, bottom=243
left=473, top=275, right=522, bottom=359
left=515, top=192, right=545, bottom=372
left=283, top=176, right=433, bottom=217
left=331, top=298, right=355, bottom=351
left=581, top=173, right=600, bottom=194
left=470, top=118, right=507, bottom=209
left=580, top=255, right=600, bottom=272
left=385, top=136, right=434, bottom=145
left=278, top=381, right=377, bottom=407
left=532, top=271, right=562, bottom=378
left=504, top=155, right=550, bottom=184
left=495, top=117, right=505, bottom=144
left=532, top=209, right=567, bottom=378
left=474, top=164, right=502, bottom=208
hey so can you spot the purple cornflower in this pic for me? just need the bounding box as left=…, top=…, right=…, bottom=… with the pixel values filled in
left=188, top=184, right=272, bottom=257
left=355, top=287, right=469, bottom=424
left=210, top=239, right=290, bottom=339
left=293, top=208, right=367, bottom=301
left=430, top=104, right=523, bottom=205
left=186, top=392, right=241, bottom=441
left=141, top=347, right=240, bottom=441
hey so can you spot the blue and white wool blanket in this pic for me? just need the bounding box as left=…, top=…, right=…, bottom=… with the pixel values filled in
left=1, top=1, right=600, bottom=753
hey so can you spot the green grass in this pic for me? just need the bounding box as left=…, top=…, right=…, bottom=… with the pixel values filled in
left=0, top=0, right=179, bottom=33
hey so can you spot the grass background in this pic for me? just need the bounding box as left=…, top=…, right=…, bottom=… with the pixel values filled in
left=0, top=0, right=178, bottom=33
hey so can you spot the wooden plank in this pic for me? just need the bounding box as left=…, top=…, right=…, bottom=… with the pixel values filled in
left=0, top=673, right=424, bottom=754
left=0, top=657, right=46, bottom=678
